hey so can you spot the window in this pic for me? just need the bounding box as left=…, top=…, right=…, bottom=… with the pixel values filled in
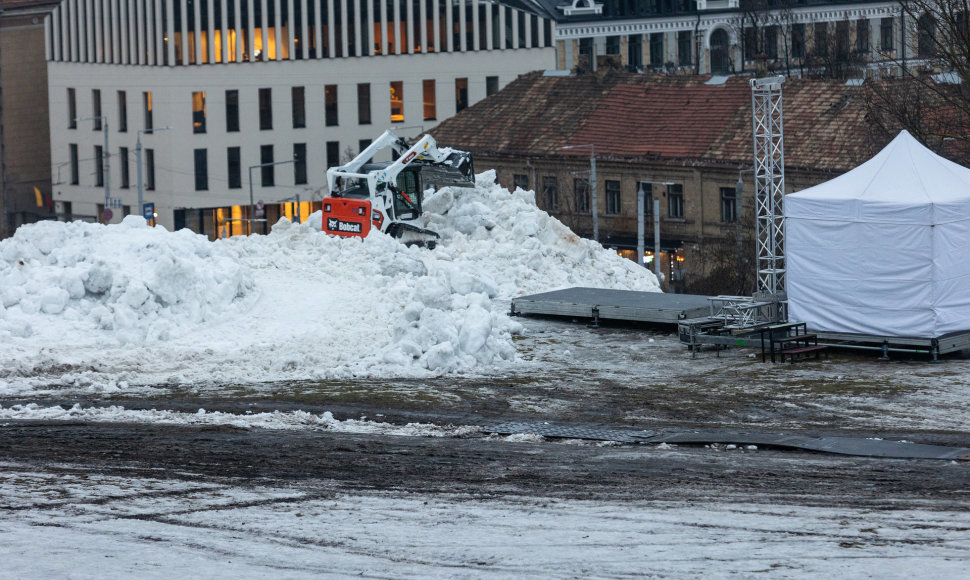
left=792, top=23, right=806, bottom=59
left=765, top=26, right=778, bottom=60
left=260, top=145, right=274, bottom=186
left=94, top=145, right=104, bottom=186
left=145, top=149, right=155, bottom=190
left=744, top=28, right=757, bottom=61
left=117, top=91, right=127, bottom=132
left=574, top=178, right=590, bottom=213
left=292, top=86, right=306, bottom=128
left=68, top=88, right=77, bottom=129
left=390, top=81, right=404, bottom=122
left=294, top=143, right=307, bottom=185
left=455, top=78, right=468, bottom=113
left=542, top=176, right=559, bottom=211
left=69, top=143, right=79, bottom=184
left=605, top=180, right=621, bottom=215
left=668, top=184, right=684, bottom=218
left=194, top=149, right=208, bottom=190
left=227, top=147, right=241, bottom=189
left=485, top=76, right=499, bottom=97
left=226, top=90, right=240, bottom=132
left=325, top=84, right=338, bottom=126
left=880, top=18, right=894, bottom=52
left=918, top=13, right=937, bottom=58
left=638, top=182, right=653, bottom=216
left=357, top=83, right=371, bottom=125
left=836, top=20, right=850, bottom=60
left=119, top=147, right=130, bottom=188
left=856, top=19, right=870, bottom=54
left=192, top=91, right=207, bottom=133
left=677, top=31, right=691, bottom=66
left=628, top=34, right=643, bottom=70
left=326, top=141, right=340, bottom=168
left=513, top=174, right=529, bottom=191
left=143, top=91, right=153, bottom=130
left=813, top=22, right=828, bottom=57
left=579, top=37, right=593, bottom=69
left=649, top=33, right=663, bottom=67
left=606, top=35, right=620, bottom=55
left=720, top=187, right=737, bottom=222
left=423, top=79, right=436, bottom=121
left=92, top=90, right=102, bottom=130
left=259, top=88, right=272, bottom=130
left=355, top=139, right=372, bottom=163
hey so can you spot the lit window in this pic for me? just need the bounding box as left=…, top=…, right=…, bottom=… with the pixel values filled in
left=192, top=91, right=207, bottom=133
left=423, top=79, right=436, bottom=121
left=390, top=81, right=404, bottom=123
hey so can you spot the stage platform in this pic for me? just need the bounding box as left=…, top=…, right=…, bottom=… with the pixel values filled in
left=510, top=287, right=712, bottom=325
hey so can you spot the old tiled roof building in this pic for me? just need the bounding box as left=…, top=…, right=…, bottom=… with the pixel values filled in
left=432, top=70, right=879, bottom=294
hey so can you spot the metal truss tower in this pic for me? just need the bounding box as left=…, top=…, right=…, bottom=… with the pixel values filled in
left=750, top=76, right=787, bottom=314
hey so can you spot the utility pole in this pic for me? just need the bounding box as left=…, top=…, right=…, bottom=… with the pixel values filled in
left=637, top=180, right=673, bottom=278
left=136, top=126, right=170, bottom=220
left=248, top=159, right=296, bottom=235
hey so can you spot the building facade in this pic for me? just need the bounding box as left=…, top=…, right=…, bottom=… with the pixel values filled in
left=45, top=0, right=555, bottom=234
left=1, top=0, right=60, bottom=238
left=539, top=0, right=926, bottom=78
left=431, top=72, right=879, bottom=294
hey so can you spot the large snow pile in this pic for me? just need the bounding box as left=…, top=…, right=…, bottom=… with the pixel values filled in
left=0, top=171, right=658, bottom=392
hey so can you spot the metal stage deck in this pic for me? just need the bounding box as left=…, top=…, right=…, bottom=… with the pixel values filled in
left=678, top=316, right=970, bottom=361
left=510, top=287, right=713, bottom=325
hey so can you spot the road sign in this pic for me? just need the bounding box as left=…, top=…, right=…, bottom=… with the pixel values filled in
left=103, top=208, right=114, bottom=222
left=143, top=202, right=155, bottom=220
left=106, top=197, right=123, bottom=208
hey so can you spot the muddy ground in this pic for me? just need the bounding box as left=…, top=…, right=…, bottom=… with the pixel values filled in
left=3, top=318, right=970, bottom=513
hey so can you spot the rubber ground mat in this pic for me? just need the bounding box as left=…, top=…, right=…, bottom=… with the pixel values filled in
left=486, top=423, right=970, bottom=460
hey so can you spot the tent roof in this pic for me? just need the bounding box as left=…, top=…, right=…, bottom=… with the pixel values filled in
left=785, top=130, right=970, bottom=224
left=788, top=130, right=970, bottom=204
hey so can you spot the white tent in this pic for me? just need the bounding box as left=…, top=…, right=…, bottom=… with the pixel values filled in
left=785, top=130, right=970, bottom=338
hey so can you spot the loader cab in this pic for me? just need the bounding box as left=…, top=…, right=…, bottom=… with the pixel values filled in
left=392, top=168, right=423, bottom=221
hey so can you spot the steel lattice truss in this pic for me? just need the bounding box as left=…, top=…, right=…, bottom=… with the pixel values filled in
left=750, top=76, right=787, bottom=306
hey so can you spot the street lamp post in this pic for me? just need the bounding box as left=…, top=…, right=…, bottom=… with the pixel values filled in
left=136, top=126, right=171, bottom=222
left=561, top=144, right=598, bottom=242
left=75, top=116, right=109, bottom=219
left=637, top=180, right=674, bottom=279
left=248, top=159, right=296, bottom=235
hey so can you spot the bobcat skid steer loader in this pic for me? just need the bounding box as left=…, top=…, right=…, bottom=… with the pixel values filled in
left=322, top=130, right=475, bottom=248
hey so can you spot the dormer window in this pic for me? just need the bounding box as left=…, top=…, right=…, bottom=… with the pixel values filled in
left=558, top=0, right=603, bottom=16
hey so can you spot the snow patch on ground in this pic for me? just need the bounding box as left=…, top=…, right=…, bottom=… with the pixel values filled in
left=0, top=172, right=659, bottom=394
left=0, top=403, right=479, bottom=438
left=2, top=469, right=969, bottom=579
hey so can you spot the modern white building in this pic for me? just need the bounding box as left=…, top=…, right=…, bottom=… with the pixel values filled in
left=45, top=0, right=554, bottom=235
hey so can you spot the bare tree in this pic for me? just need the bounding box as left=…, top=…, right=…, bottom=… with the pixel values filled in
left=865, top=2, right=970, bottom=153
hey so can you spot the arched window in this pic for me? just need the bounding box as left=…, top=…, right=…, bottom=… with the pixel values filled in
left=710, top=28, right=730, bottom=74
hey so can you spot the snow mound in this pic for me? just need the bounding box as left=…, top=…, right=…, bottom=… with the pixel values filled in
left=0, top=171, right=659, bottom=392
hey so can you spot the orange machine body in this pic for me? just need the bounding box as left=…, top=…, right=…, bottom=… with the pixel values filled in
left=322, top=197, right=384, bottom=238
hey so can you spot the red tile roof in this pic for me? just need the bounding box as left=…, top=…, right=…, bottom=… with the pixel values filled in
left=432, top=71, right=882, bottom=174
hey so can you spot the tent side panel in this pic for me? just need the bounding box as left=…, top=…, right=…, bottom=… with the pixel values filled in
left=933, top=219, right=970, bottom=335
left=787, top=218, right=936, bottom=337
